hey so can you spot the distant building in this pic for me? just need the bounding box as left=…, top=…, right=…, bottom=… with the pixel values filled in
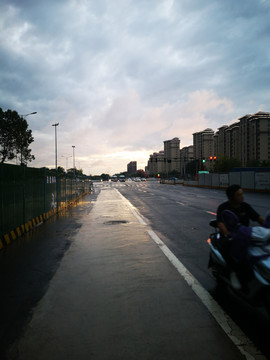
left=163, top=137, right=180, bottom=174
left=213, top=111, right=270, bottom=166
left=148, top=150, right=164, bottom=176
left=214, top=125, right=228, bottom=158
left=145, top=165, right=149, bottom=175
left=180, top=145, right=194, bottom=176
left=193, top=129, right=214, bottom=170
left=127, top=161, right=137, bottom=174
left=225, top=122, right=240, bottom=160
left=147, top=111, right=270, bottom=174
left=239, top=111, right=270, bottom=166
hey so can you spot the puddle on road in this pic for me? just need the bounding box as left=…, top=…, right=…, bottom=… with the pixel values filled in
left=104, top=220, right=129, bottom=225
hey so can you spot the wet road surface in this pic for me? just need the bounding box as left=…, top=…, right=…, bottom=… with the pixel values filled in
left=116, top=180, right=270, bottom=358
left=0, top=182, right=269, bottom=359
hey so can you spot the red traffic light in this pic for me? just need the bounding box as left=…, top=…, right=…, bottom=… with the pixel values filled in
left=209, top=156, right=213, bottom=160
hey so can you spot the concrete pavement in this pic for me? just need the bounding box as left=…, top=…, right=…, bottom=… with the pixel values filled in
left=8, top=187, right=248, bottom=359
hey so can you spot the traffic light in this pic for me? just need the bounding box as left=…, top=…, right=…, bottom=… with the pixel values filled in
left=214, top=156, right=217, bottom=161
left=202, top=158, right=206, bottom=163
left=157, top=174, right=160, bottom=178
left=209, top=156, right=213, bottom=162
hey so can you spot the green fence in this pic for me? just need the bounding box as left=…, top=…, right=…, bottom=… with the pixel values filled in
left=0, top=163, right=91, bottom=239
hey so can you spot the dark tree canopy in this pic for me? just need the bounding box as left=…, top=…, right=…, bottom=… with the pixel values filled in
left=185, top=160, right=198, bottom=175
left=213, top=156, right=241, bottom=173
left=0, top=108, right=35, bottom=165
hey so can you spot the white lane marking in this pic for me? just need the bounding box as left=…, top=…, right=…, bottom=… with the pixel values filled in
left=206, top=211, right=217, bottom=216
left=117, top=189, right=264, bottom=360
left=115, top=189, right=147, bottom=226
left=176, top=201, right=185, bottom=206
left=147, top=229, right=265, bottom=360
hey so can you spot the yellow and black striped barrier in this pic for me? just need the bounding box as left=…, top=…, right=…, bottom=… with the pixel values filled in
left=0, top=191, right=89, bottom=250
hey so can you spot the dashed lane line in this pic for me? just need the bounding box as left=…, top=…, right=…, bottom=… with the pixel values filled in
left=205, top=211, right=217, bottom=216
left=116, top=188, right=265, bottom=360
left=176, top=201, right=185, bottom=206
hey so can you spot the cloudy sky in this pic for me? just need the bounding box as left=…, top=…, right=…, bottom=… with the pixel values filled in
left=1, top=0, right=270, bottom=174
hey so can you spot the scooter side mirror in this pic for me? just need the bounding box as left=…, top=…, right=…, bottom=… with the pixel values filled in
left=209, top=219, right=218, bottom=228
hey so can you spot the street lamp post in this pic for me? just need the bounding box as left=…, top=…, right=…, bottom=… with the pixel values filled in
left=61, top=155, right=72, bottom=172
left=61, top=155, right=71, bottom=206
left=72, top=145, right=76, bottom=201
left=20, top=112, right=37, bottom=117
left=52, top=123, right=59, bottom=214
left=72, top=145, right=76, bottom=173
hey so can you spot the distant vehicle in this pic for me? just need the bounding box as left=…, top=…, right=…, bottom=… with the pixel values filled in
left=119, top=175, right=126, bottom=182
left=141, top=177, right=146, bottom=181
left=111, top=175, right=118, bottom=182
left=135, top=177, right=141, bottom=182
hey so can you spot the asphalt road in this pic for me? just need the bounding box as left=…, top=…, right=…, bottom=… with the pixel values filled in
left=1, top=181, right=270, bottom=359
left=113, top=180, right=270, bottom=358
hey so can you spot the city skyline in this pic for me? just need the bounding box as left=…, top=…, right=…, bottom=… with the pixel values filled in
left=147, top=111, right=270, bottom=176
left=1, top=1, right=270, bottom=174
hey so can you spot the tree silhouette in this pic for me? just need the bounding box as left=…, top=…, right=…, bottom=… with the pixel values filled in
left=0, top=108, right=35, bottom=164
left=213, top=156, right=241, bottom=173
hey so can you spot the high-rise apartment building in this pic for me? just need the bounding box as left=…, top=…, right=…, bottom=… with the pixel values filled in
left=239, top=111, right=270, bottom=166
left=180, top=145, right=194, bottom=176
left=215, top=125, right=228, bottom=157
left=213, top=111, right=270, bottom=166
left=148, top=151, right=164, bottom=175
left=127, top=161, right=137, bottom=174
left=147, top=112, right=269, bottom=175
left=225, top=122, right=240, bottom=160
left=193, top=129, right=214, bottom=170
left=163, top=138, right=180, bottom=174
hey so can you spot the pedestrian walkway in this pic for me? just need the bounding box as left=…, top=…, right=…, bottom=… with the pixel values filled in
left=8, top=188, right=247, bottom=359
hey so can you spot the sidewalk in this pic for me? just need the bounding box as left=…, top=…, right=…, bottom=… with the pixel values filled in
left=8, top=187, right=246, bottom=360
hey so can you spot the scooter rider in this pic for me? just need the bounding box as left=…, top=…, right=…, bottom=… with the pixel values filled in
left=216, top=184, right=265, bottom=289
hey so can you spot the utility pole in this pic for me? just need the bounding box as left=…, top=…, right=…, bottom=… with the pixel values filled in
left=72, top=145, right=76, bottom=174
left=52, top=123, right=59, bottom=214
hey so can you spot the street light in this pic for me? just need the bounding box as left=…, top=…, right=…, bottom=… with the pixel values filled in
left=20, top=112, right=37, bottom=117
left=72, top=145, right=76, bottom=173
left=52, top=123, right=59, bottom=214
left=61, top=155, right=72, bottom=172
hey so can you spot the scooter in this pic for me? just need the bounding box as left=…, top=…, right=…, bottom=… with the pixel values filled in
left=207, top=219, right=270, bottom=315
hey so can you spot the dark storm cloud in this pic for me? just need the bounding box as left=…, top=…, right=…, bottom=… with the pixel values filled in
left=0, top=0, right=269, bottom=173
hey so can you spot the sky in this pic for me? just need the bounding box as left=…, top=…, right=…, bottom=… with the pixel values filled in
left=1, top=0, right=270, bottom=175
